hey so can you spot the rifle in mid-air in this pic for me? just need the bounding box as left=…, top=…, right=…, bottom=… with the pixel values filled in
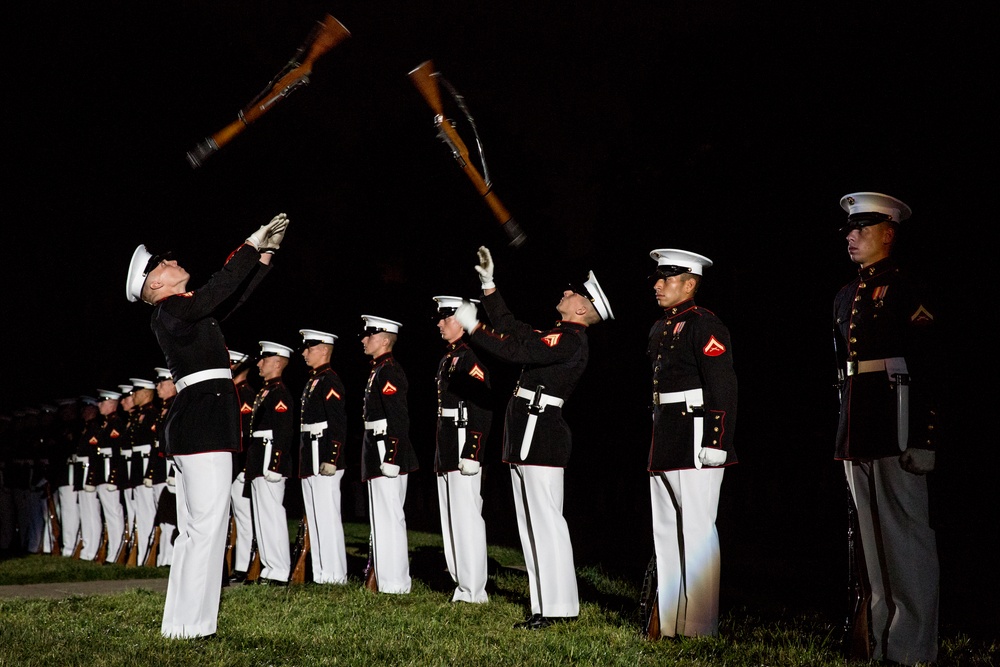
left=408, top=60, right=527, bottom=248
left=186, top=14, right=351, bottom=168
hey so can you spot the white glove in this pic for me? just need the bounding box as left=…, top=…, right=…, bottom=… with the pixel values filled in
left=900, top=448, right=935, bottom=474
left=246, top=213, right=289, bottom=250
left=236, top=472, right=245, bottom=484
left=458, top=458, right=480, bottom=476
left=263, top=470, right=283, bottom=483
left=475, top=246, right=495, bottom=289
left=166, top=476, right=176, bottom=487
left=83, top=484, right=96, bottom=493
left=105, top=483, right=118, bottom=492
left=698, top=448, right=728, bottom=467
left=380, top=462, right=400, bottom=478
left=143, top=478, right=153, bottom=488
left=259, top=214, right=290, bottom=253
left=319, top=462, right=337, bottom=476
left=454, top=301, right=480, bottom=334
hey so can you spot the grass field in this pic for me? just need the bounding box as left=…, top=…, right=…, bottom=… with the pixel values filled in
left=0, top=523, right=995, bottom=666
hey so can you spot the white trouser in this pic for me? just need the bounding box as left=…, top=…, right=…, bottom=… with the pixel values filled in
left=133, top=484, right=156, bottom=565
left=368, top=475, right=411, bottom=594
left=230, top=474, right=253, bottom=573
left=250, top=476, right=290, bottom=582
left=437, top=471, right=488, bottom=603
left=29, top=490, right=48, bottom=553
left=161, top=452, right=231, bottom=639
left=846, top=459, right=939, bottom=665
left=77, top=489, right=102, bottom=560
left=510, top=465, right=579, bottom=618
left=650, top=468, right=724, bottom=638
left=58, top=485, right=80, bottom=556
left=302, top=471, right=348, bottom=584
left=97, top=484, right=125, bottom=561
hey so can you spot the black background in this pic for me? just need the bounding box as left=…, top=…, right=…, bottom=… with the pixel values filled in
left=8, top=1, right=997, bottom=637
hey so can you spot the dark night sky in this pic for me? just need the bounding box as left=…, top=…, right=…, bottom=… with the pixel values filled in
left=8, top=1, right=998, bottom=635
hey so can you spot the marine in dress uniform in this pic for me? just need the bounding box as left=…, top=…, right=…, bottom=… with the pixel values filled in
left=73, top=397, right=103, bottom=560
left=432, top=296, right=493, bottom=604
left=227, top=350, right=257, bottom=581
left=453, top=246, right=614, bottom=628
left=360, top=315, right=418, bottom=594
left=53, top=398, right=83, bottom=556
left=147, top=367, right=177, bottom=567
left=91, top=389, right=127, bottom=563
left=645, top=249, right=737, bottom=639
left=833, top=193, right=939, bottom=665
left=297, top=329, right=349, bottom=584
left=243, top=340, right=295, bottom=584
left=126, top=211, right=288, bottom=638
left=128, top=378, right=159, bottom=565
left=116, top=383, right=137, bottom=558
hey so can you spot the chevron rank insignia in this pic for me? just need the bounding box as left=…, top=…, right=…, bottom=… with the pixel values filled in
left=703, top=336, right=727, bottom=357
left=382, top=382, right=398, bottom=395
left=911, top=305, right=934, bottom=323
left=469, top=364, right=486, bottom=381
left=326, top=388, right=341, bottom=401
left=541, top=333, right=562, bottom=347
left=241, top=402, right=253, bottom=414
left=274, top=400, right=289, bottom=412
left=110, top=429, right=120, bottom=438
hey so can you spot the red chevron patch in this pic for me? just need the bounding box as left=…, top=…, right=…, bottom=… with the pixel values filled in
left=241, top=403, right=253, bottom=414
left=703, top=336, right=727, bottom=357
left=469, top=364, right=486, bottom=381
left=110, top=429, right=120, bottom=438
left=911, top=305, right=934, bottom=323
left=326, top=388, right=341, bottom=401
left=274, top=400, right=289, bottom=412
left=382, top=381, right=398, bottom=395
left=541, top=333, right=562, bottom=347
left=89, top=436, right=98, bottom=445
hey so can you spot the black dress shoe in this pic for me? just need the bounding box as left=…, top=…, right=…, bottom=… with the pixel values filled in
left=228, top=571, right=247, bottom=584
left=260, top=577, right=288, bottom=587
left=521, top=615, right=578, bottom=630
left=513, top=613, right=543, bottom=629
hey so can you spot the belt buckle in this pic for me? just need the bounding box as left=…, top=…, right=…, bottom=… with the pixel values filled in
left=846, top=361, right=858, bottom=377
left=652, top=393, right=660, bottom=406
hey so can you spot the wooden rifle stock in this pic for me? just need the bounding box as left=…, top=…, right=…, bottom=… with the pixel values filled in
left=289, top=514, right=311, bottom=585
left=45, top=484, right=61, bottom=556
left=96, top=524, right=109, bottom=564
left=126, top=527, right=139, bottom=567
left=186, top=14, right=351, bottom=168
left=408, top=60, right=526, bottom=248
left=843, top=488, right=874, bottom=659
left=364, top=533, right=378, bottom=593
left=113, top=523, right=132, bottom=565
left=639, top=555, right=660, bottom=640
left=224, top=513, right=237, bottom=580
left=144, top=525, right=161, bottom=568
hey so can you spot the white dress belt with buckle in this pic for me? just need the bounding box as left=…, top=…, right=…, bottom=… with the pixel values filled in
left=439, top=408, right=460, bottom=419
left=364, top=419, right=388, bottom=434
left=653, top=389, right=705, bottom=405
left=514, top=386, right=565, bottom=408
left=175, top=368, right=232, bottom=392
left=133, top=444, right=152, bottom=455
left=846, top=356, right=908, bottom=376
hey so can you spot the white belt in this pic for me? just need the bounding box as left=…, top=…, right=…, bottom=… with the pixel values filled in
left=514, top=386, right=565, bottom=408
left=654, top=387, right=706, bottom=470
left=175, top=368, right=232, bottom=392
left=439, top=408, right=461, bottom=419
left=515, top=387, right=564, bottom=460
left=253, top=429, right=274, bottom=477
left=133, top=445, right=151, bottom=455
left=364, top=419, right=388, bottom=460
left=846, top=356, right=907, bottom=377
left=302, top=421, right=328, bottom=474
left=99, top=448, right=113, bottom=456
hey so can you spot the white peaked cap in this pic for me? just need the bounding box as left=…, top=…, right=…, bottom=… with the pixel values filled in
left=130, top=378, right=155, bottom=390
left=840, top=192, right=912, bottom=222
left=300, top=329, right=338, bottom=345
left=126, top=244, right=154, bottom=303
left=649, top=248, right=714, bottom=276
left=582, top=271, right=614, bottom=321
left=228, top=350, right=249, bottom=364
left=361, top=315, right=402, bottom=334
left=258, top=341, right=294, bottom=358
left=154, top=367, right=173, bottom=381
left=97, top=389, right=122, bottom=401
left=433, top=295, right=479, bottom=311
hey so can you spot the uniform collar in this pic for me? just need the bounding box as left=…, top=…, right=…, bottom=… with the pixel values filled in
left=555, top=320, right=588, bottom=332
left=263, top=376, right=284, bottom=387
left=371, top=352, right=394, bottom=366
left=663, top=298, right=697, bottom=318
left=858, top=256, right=896, bottom=279
left=309, top=363, right=331, bottom=378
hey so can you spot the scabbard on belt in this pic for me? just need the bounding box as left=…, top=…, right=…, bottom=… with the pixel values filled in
left=514, top=386, right=565, bottom=460
left=302, top=421, right=328, bottom=475
left=252, top=429, right=274, bottom=477
left=439, top=405, right=469, bottom=465
left=364, top=419, right=388, bottom=461
left=846, top=356, right=909, bottom=451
